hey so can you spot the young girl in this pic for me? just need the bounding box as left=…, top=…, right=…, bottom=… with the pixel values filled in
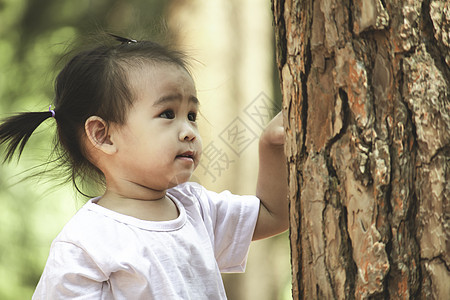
left=0, top=35, right=288, bottom=299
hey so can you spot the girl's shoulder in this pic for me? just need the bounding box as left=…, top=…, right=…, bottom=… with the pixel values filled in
left=52, top=198, right=113, bottom=243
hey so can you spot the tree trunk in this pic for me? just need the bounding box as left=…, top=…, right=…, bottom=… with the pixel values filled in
left=272, top=0, right=449, bottom=299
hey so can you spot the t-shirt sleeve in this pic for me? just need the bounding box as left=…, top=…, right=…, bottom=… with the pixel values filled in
left=32, top=241, right=108, bottom=299
left=188, top=183, right=260, bottom=273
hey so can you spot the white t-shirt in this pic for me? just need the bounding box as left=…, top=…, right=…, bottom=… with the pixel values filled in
left=32, top=182, right=260, bottom=299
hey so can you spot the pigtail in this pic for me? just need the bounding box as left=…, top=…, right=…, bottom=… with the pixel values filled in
left=0, top=111, right=54, bottom=162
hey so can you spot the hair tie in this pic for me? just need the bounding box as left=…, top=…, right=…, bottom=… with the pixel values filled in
left=108, top=33, right=138, bottom=44
left=49, top=105, right=55, bottom=118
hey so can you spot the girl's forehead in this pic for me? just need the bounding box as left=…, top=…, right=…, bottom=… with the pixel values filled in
left=129, top=62, right=193, bottom=84
left=133, top=61, right=190, bottom=76
left=127, top=63, right=197, bottom=98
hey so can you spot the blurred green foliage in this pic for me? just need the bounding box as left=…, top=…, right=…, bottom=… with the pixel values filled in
left=0, top=0, right=170, bottom=298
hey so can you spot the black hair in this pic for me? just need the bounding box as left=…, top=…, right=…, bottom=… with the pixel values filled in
left=0, top=34, right=190, bottom=196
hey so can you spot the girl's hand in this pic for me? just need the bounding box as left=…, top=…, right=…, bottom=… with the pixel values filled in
left=260, top=111, right=285, bottom=146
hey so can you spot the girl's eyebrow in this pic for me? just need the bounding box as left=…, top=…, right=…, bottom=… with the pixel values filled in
left=153, top=94, right=199, bottom=107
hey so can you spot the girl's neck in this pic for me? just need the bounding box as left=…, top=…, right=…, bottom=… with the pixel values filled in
left=96, top=176, right=179, bottom=221
left=102, top=171, right=169, bottom=202
left=97, top=190, right=179, bottom=221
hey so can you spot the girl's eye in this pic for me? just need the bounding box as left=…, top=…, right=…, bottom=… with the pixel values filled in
left=160, top=110, right=175, bottom=119
left=188, top=112, right=197, bottom=122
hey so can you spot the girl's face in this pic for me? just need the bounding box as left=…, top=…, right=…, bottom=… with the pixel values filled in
left=109, top=63, right=202, bottom=191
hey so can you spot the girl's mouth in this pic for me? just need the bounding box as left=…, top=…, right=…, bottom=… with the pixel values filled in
left=176, top=151, right=195, bottom=161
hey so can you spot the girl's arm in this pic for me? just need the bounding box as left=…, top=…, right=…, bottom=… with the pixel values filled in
left=253, top=112, right=289, bottom=240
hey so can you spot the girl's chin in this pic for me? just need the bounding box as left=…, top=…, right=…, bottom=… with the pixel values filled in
left=168, top=173, right=193, bottom=188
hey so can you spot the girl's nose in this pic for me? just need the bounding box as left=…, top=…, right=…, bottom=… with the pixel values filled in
left=179, top=123, right=197, bottom=142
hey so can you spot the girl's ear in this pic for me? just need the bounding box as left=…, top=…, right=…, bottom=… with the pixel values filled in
left=84, top=116, right=117, bottom=155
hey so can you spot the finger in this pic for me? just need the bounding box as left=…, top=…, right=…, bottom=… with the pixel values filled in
left=271, top=126, right=285, bottom=145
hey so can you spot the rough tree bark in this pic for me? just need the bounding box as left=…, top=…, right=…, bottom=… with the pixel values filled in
left=272, top=0, right=449, bottom=299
